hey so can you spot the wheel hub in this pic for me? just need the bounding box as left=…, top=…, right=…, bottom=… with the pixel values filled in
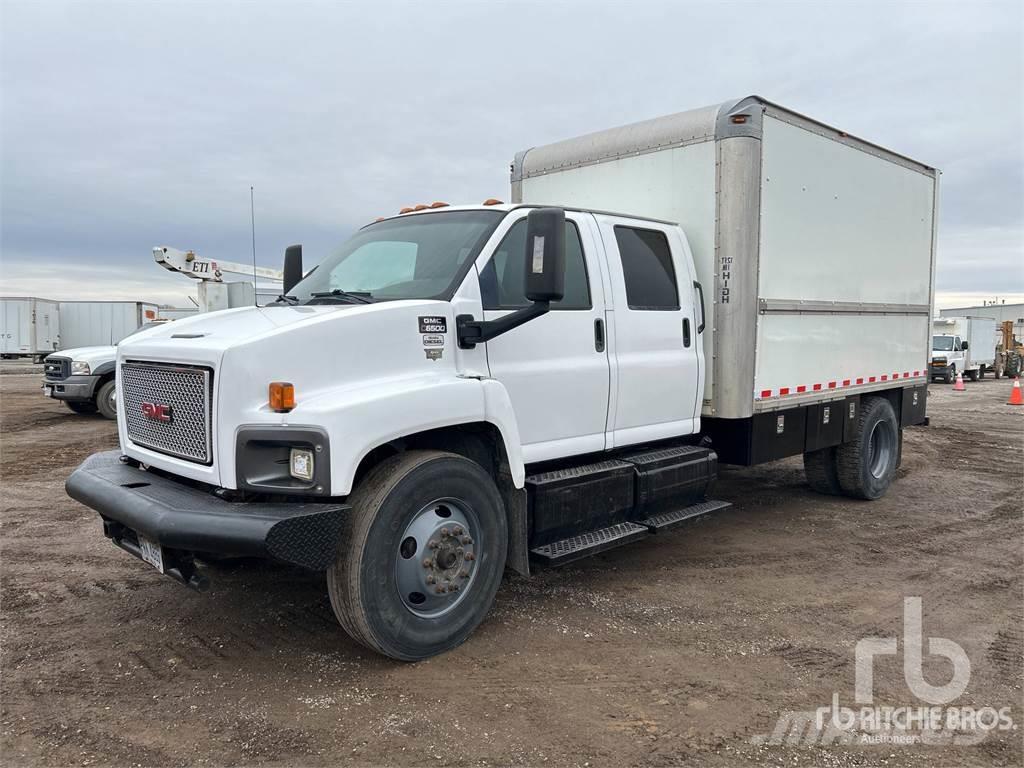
left=396, top=499, right=479, bottom=617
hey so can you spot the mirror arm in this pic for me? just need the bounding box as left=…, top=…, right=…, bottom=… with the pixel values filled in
left=456, top=302, right=550, bottom=349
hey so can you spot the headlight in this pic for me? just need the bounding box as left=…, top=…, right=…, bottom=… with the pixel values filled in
left=71, top=361, right=91, bottom=375
left=289, top=448, right=314, bottom=481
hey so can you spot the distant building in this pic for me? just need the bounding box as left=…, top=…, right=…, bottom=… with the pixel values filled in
left=939, top=302, right=1024, bottom=333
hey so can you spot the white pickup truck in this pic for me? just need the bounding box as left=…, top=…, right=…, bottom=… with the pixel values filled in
left=66, top=97, right=937, bottom=660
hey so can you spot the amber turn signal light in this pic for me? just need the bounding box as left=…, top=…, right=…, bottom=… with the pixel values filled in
left=269, top=382, right=296, bottom=412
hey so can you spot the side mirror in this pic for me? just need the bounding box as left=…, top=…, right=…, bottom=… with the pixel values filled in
left=523, top=208, right=565, bottom=303
left=961, top=341, right=968, bottom=350
left=283, top=244, right=303, bottom=295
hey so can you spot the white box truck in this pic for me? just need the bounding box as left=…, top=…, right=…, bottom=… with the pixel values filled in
left=67, top=96, right=937, bottom=660
left=930, top=315, right=998, bottom=382
left=0, top=297, right=60, bottom=360
left=58, top=301, right=160, bottom=349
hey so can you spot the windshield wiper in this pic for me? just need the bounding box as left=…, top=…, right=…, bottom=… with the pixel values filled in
left=308, top=289, right=375, bottom=304
left=273, top=294, right=300, bottom=305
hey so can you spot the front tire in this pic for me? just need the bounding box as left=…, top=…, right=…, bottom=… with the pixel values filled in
left=95, top=380, right=117, bottom=420
left=327, top=450, right=507, bottom=661
left=945, top=365, right=956, bottom=384
left=836, top=396, right=900, bottom=500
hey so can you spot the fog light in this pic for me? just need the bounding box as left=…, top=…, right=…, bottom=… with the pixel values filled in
left=289, top=448, right=314, bottom=481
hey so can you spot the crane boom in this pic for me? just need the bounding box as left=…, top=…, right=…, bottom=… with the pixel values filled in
left=153, top=246, right=283, bottom=282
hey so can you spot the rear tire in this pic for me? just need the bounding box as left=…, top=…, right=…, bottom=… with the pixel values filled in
left=64, top=400, right=97, bottom=415
left=836, top=397, right=900, bottom=500
left=327, top=450, right=507, bottom=661
left=967, top=368, right=979, bottom=382
left=95, top=380, right=117, bottom=420
left=803, top=447, right=842, bottom=495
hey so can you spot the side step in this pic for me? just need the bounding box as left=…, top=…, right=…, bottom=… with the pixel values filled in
left=639, top=499, right=732, bottom=533
left=529, top=499, right=732, bottom=567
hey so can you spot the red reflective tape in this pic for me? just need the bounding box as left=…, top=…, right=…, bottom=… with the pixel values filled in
left=842, top=379, right=851, bottom=387
left=893, top=373, right=899, bottom=380
left=760, top=389, right=772, bottom=398
left=856, top=377, right=864, bottom=384
left=797, top=385, right=807, bottom=393
left=903, top=372, right=909, bottom=378
left=813, top=383, right=822, bottom=391
left=869, top=376, right=877, bottom=382
left=828, top=381, right=837, bottom=389
left=779, top=387, right=790, bottom=396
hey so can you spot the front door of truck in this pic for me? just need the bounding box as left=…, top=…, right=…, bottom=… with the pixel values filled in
left=597, top=215, right=702, bottom=447
left=477, top=212, right=610, bottom=464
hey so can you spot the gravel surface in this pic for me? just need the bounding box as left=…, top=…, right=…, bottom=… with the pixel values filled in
left=1, top=372, right=1021, bottom=767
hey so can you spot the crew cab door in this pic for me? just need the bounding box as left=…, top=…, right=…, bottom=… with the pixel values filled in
left=596, top=215, right=702, bottom=447
left=477, top=212, right=610, bottom=463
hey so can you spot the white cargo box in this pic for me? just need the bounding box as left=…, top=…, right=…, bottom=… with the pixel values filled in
left=58, top=301, right=160, bottom=349
left=0, top=297, right=60, bottom=357
left=513, top=96, right=938, bottom=419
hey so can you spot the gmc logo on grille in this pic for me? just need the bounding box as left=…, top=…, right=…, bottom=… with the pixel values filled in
left=141, top=403, right=173, bottom=422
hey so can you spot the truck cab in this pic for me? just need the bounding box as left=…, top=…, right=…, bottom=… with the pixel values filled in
left=931, top=333, right=965, bottom=383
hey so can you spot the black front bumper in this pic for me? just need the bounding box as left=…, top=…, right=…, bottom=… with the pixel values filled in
left=66, top=451, right=349, bottom=587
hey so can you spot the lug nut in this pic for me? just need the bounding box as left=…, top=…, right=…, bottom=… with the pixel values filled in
left=449, top=583, right=459, bottom=592
left=456, top=547, right=464, bottom=556
left=426, top=574, right=435, bottom=584
left=461, top=536, right=472, bottom=545
left=465, top=552, right=476, bottom=561
left=428, top=539, right=439, bottom=550
left=422, top=558, right=433, bottom=568
left=453, top=526, right=463, bottom=536
left=459, top=569, right=470, bottom=579
left=435, top=586, right=446, bottom=594
left=440, top=527, right=450, bottom=538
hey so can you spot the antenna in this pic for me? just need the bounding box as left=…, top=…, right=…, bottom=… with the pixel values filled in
left=250, top=186, right=258, bottom=307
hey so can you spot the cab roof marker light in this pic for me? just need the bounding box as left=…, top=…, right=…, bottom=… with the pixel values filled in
left=482, top=198, right=503, bottom=206
left=413, top=204, right=428, bottom=211
left=399, top=207, right=414, bottom=214
left=429, top=201, right=449, bottom=208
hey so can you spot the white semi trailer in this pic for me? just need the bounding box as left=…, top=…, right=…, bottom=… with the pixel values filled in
left=57, top=301, right=160, bottom=349
left=0, top=297, right=60, bottom=360
left=67, top=96, right=937, bottom=660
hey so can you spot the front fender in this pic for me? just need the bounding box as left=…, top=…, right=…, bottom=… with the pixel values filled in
left=295, top=375, right=525, bottom=496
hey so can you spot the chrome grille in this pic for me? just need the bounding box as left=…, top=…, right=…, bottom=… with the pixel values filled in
left=121, top=361, right=212, bottom=464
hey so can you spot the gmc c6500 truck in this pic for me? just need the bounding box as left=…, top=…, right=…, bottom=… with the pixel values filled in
left=67, top=97, right=938, bottom=660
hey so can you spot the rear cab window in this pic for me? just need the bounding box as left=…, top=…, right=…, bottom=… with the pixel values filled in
left=613, top=226, right=680, bottom=310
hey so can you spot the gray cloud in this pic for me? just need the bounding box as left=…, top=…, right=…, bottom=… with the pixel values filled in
left=2, top=0, right=1021, bottom=308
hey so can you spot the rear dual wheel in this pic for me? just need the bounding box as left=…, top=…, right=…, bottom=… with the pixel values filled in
left=804, top=396, right=901, bottom=500
left=327, top=450, right=507, bottom=661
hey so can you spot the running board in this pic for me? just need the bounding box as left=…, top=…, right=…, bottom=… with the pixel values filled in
left=529, top=499, right=732, bottom=566
left=639, top=499, right=732, bottom=533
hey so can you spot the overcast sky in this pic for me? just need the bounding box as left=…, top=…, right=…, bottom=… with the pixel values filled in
left=2, top=0, right=1022, bottom=309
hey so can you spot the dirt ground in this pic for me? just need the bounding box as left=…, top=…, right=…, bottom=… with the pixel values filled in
left=1, top=366, right=1021, bottom=767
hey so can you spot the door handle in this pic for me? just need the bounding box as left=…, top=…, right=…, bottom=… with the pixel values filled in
left=594, top=318, right=605, bottom=352
left=693, top=280, right=706, bottom=334
left=682, top=317, right=691, bottom=348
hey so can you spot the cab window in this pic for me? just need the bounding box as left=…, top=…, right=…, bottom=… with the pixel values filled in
left=479, top=219, right=591, bottom=310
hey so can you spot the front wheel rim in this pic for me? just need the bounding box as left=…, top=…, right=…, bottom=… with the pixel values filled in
left=395, top=497, right=480, bottom=619
left=866, top=419, right=896, bottom=479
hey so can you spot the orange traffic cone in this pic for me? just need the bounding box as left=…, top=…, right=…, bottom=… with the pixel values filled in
left=1009, top=378, right=1023, bottom=406
left=953, top=372, right=966, bottom=391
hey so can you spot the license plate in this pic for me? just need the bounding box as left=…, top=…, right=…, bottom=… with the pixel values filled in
left=43, top=386, right=53, bottom=398
left=138, top=535, right=165, bottom=573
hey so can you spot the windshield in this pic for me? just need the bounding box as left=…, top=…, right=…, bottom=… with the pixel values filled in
left=932, top=335, right=954, bottom=351
left=289, top=210, right=505, bottom=304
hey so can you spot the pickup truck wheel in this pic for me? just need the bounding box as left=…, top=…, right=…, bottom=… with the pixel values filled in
left=95, top=380, right=117, bottom=420
left=836, top=396, right=899, bottom=500
left=327, top=450, right=507, bottom=661
left=64, top=400, right=97, bottom=415
left=803, top=447, right=841, bottom=495
left=945, top=365, right=955, bottom=384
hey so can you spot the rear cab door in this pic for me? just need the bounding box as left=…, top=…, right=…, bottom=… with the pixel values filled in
left=596, top=215, right=704, bottom=448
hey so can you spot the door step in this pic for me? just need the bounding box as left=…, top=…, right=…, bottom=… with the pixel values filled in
left=638, top=499, right=732, bottom=533
left=529, top=499, right=732, bottom=566
left=529, top=521, right=649, bottom=566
